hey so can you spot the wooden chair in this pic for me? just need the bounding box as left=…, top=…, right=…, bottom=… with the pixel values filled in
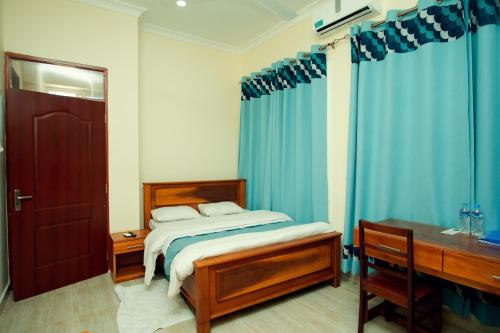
left=358, top=220, right=442, bottom=333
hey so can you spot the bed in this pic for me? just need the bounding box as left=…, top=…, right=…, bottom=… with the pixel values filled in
left=143, top=179, right=342, bottom=333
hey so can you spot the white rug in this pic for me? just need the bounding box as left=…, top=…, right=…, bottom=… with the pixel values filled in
left=115, top=279, right=194, bottom=333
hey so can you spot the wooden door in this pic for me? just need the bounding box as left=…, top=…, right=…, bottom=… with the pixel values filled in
left=6, top=88, right=107, bottom=300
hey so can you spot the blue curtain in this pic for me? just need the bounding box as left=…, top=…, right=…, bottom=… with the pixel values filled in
left=238, top=46, right=328, bottom=223
left=343, top=0, right=499, bottom=326
left=468, top=0, right=500, bottom=325
left=471, top=0, right=500, bottom=237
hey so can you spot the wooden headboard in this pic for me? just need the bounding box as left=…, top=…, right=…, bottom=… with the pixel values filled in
left=143, top=179, right=246, bottom=230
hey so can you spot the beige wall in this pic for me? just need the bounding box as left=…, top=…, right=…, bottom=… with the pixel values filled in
left=2, top=0, right=141, bottom=233
left=0, top=0, right=8, bottom=299
left=241, top=0, right=416, bottom=232
left=139, top=31, right=241, bottom=224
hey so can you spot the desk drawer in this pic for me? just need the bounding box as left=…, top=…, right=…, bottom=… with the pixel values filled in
left=355, top=229, right=442, bottom=271
left=114, top=240, right=144, bottom=254
left=443, top=252, right=500, bottom=289
left=415, top=244, right=442, bottom=272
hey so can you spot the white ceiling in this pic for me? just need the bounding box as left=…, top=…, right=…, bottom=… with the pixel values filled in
left=80, top=0, right=320, bottom=51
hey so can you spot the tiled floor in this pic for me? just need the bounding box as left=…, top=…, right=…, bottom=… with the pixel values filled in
left=0, top=274, right=498, bottom=333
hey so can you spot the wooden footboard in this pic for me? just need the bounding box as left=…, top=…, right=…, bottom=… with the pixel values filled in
left=180, top=232, right=342, bottom=333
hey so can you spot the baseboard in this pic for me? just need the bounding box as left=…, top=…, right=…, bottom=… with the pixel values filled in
left=0, top=280, right=10, bottom=306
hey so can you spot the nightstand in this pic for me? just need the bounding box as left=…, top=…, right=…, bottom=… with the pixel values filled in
left=108, top=229, right=150, bottom=283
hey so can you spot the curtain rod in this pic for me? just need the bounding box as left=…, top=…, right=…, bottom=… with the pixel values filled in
left=319, top=33, right=351, bottom=51
left=371, top=0, right=443, bottom=29
left=371, top=6, right=418, bottom=29
left=239, top=33, right=351, bottom=84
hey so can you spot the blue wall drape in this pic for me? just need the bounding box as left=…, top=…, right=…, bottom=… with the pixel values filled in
left=343, top=0, right=499, bottom=325
left=471, top=0, right=500, bottom=240
left=238, top=46, right=328, bottom=223
left=344, top=0, right=471, bottom=269
left=467, top=1, right=500, bottom=323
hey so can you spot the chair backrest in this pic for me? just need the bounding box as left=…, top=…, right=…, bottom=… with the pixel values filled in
left=358, top=220, right=415, bottom=300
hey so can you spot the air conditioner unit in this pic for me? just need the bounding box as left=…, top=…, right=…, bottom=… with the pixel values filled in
left=313, top=0, right=381, bottom=35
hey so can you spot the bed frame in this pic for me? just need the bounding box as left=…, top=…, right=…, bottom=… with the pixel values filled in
left=143, top=179, right=342, bottom=333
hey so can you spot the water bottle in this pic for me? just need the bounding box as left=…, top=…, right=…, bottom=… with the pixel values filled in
left=471, top=204, right=484, bottom=237
left=458, top=203, right=470, bottom=234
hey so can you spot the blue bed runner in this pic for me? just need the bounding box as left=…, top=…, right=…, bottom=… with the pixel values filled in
left=164, top=220, right=302, bottom=280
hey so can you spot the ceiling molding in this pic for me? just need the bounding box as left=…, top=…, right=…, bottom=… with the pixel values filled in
left=239, top=0, right=321, bottom=53
left=140, top=23, right=242, bottom=54
left=74, top=0, right=147, bottom=17
left=77, top=0, right=322, bottom=54
left=140, top=0, right=322, bottom=54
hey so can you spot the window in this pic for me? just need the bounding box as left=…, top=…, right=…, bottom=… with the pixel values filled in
left=9, top=59, right=104, bottom=100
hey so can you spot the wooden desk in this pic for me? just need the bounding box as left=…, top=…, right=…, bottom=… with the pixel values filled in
left=354, top=219, right=500, bottom=296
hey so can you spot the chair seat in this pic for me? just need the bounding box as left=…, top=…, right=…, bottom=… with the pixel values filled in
left=362, top=272, right=439, bottom=308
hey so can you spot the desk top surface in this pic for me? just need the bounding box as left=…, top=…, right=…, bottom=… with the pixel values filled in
left=363, top=219, right=500, bottom=263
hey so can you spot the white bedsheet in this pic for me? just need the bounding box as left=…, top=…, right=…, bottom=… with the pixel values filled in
left=167, top=221, right=335, bottom=296
left=143, top=210, right=293, bottom=285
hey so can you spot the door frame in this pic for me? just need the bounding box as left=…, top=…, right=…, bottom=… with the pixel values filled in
left=3, top=52, right=109, bottom=287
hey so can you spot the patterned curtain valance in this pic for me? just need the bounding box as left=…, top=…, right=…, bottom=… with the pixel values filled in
left=351, top=0, right=499, bottom=64
left=470, top=0, right=500, bottom=31
left=241, top=46, right=326, bottom=101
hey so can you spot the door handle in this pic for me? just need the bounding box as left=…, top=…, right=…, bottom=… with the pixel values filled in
left=14, top=189, right=32, bottom=212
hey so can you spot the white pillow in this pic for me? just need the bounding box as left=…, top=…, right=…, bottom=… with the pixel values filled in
left=151, top=206, right=201, bottom=222
left=198, top=201, right=245, bottom=217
